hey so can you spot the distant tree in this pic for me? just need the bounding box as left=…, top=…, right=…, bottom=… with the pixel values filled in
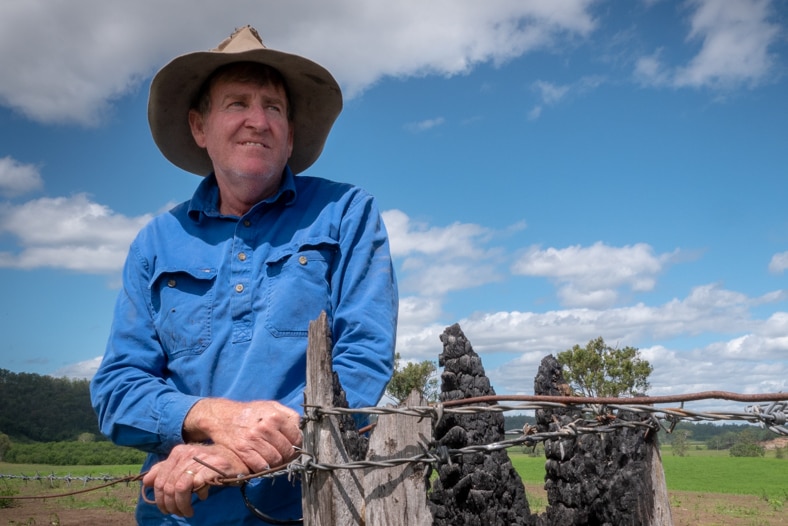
left=671, top=430, right=691, bottom=457
left=729, top=429, right=765, bottom=458
left=386, top=353, right=439, bottom=403
left=0, top=432, right=10, bottom=461
left=707, top=435, right=725, bottom=451
left=557, top=337, right=653, bottom=397
left=730, top=442, right=765, bottom=457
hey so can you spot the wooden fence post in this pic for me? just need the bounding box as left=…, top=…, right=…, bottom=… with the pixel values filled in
left=650, top=445, right=673, bottom=525
left=301, top=312, right=364, bottom=525
left=364, top=389, right=433, bottom=525
left=301, top=314, right=433, bottom=525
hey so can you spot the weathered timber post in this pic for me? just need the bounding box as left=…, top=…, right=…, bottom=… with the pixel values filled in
left=302, top=314, right=432, bottom=525
left=302, top=312, right=364, bottom=525
left=364, top=389, right=433, bottom=525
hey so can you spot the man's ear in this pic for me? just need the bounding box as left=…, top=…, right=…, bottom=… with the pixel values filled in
left=287, top=125, right=294, bottom=159
left=188, top=109, right=207, bottom=148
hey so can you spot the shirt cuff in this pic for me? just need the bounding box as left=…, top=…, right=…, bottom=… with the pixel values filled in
left=158, top=393, right=204, bottom=451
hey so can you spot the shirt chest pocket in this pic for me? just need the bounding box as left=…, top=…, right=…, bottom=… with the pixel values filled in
left=150, top=266, right=217, bottom=358
left=264, top=239, right=337, bottom=337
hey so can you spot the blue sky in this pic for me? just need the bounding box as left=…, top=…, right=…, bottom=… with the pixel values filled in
left=1, top=0, right=786, bottom=412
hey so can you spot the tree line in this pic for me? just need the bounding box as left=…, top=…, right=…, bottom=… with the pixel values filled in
left=0, top=369, right=147, bottom=465
left=0, top=368, right=100, bottom=442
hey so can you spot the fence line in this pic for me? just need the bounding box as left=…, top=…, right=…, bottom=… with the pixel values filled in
left=1, top=396, right=785, bottom=495
left=1, top=396, right=785, bottom=498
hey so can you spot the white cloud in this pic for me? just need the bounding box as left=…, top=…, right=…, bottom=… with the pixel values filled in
left=477, top=288, right=788, bottom=402
left=0, top=194, right=152, bottom=273
left=0, top=0, right=598, bottom=126
left=383, top=209, right=509, bottom=296
left=674, top=0, right=779, bottom=88
left=51, top=356, right=102, bottom=380
left=511, top=242, right=680, bottom=308
left=0, top=156, right=43, bottom=197
left=406, top=117, right=446, bottom=132
left=533, top=80, right=571, bottom=105
left=636, top=0, right=781, bottom=89
left=391, top=247, right=787, bottom=387
left=634, top=49, right=672, bottom=87
left=769, top=251, right=788, bottom=274
left=529, top=76, right=605, bottom=119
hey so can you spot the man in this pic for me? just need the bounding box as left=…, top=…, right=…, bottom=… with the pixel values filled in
left=90, top=26, right=398, bottom=524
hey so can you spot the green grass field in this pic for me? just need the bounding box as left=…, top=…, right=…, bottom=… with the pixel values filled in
left=2, top=450, right=786, bottom=523
left=508, top=448, right=788, bottom=502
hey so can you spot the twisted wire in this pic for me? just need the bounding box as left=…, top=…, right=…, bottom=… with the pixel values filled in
left=3, top=393, right=785, bottom=497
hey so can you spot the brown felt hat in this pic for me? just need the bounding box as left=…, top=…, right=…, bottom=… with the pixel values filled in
left=148, top=26, right=342, bottom=176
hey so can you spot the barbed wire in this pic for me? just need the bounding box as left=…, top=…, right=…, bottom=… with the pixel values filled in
left=305, top=395, right=788, bottom=435
left=2, top=392, right=785, bottom=500
left=0, top=472, right=133, bottom=485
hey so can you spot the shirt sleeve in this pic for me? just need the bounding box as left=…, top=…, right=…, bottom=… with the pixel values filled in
left=329, top=190, right=398, bottom=410
left=89, top=240, right=202, bottom=455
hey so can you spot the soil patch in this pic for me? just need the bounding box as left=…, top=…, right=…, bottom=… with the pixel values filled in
left=3, top=483, right=786, bottom=525
left=0, top=483, right=138, bottom=525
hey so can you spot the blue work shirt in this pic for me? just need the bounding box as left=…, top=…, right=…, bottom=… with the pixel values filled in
left=90, top=168, right=398, bottom=525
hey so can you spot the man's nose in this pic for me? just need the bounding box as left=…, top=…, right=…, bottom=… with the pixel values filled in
left=244, top=104, right=270, bottom=129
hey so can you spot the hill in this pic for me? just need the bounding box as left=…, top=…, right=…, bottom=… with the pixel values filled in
left=0, top=368, right=100, bottom=442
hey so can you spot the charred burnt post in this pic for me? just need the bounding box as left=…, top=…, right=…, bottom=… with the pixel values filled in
left=428, top=323, right=534, bottom=526
left=534, top=355, right=672, bottom=525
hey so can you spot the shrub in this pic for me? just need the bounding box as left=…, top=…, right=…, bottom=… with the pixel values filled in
left=4, top=440, right=145, bottom=465
left=730, top=442, right=765, bottom=458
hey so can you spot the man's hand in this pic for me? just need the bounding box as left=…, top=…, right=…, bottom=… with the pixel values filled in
left=142, top=443, right=247, bottom=518
left=183, top=399, right=302, bottom=472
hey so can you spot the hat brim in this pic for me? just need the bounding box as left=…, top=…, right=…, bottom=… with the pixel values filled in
left=148, top=47, right=342, bottom=176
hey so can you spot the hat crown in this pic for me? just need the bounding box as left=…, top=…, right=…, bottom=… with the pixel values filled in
left=214, top=26, right=266, bottom=53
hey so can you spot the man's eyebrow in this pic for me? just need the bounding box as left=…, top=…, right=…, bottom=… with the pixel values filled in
left=218, top=91, right=286, bottom=106
left=218, top=92, right=249, bottom=104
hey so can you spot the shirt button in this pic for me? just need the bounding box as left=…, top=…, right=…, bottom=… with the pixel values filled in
left=298, top=255, right=308, bottom=265
left=243, top=219, right=251, bottom=227
left=238, top=252, right=247, bottom=262
left=235, top=284, right=244, bottom=293
left=167, top=279, right=176, bottom=287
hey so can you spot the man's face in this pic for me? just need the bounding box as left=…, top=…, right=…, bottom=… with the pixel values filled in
left=189, top=76, right=294, bottom=204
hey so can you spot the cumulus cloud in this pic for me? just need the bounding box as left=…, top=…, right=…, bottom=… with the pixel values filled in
left=0, top=194, right=152, bottom=273
left=511, top=242, right=680, bottom=308
left=0, top=0, right=598, bottom=125
left=383, top=209, right=509, bottom=296
left=636, top=0, right=780, bottom=89
left=0, top=156, right=43, bottom=197
left=769, top=252, right=788, bottom=274
left=479, top=290, right=787, bottom=401
left=392, top=278, right=788, bottom=401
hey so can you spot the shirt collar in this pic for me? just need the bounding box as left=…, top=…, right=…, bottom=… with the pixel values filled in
left=187, top=166, right=298, bottom=221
